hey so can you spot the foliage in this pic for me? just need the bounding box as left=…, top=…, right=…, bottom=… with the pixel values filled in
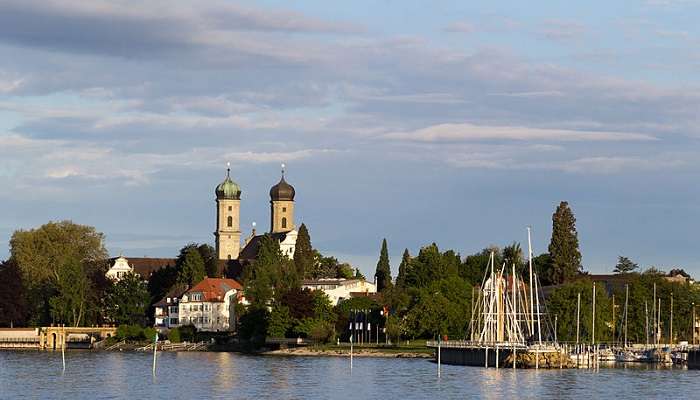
left=0, top=260, right=27, bottom=327
left=49, top=258, right=95, bottom=327
left=143, top=327, right=157, bottom=341
left=177, top=247, right=206, bottom=286
left=196, top=243, right=219, bottom=278
left=459, top=247, right=498, bottom=287
left=354, top=268, right=365, bottom=279
left=268, top=304, right=292, bottom=337
left=116, top=324, right=148, bottom=340
left=502, top=242, right=524, bottom=273
left=9, top=221, right=108, bottom=325
left=374, top=239, right=392, bottom=292
left=238, top=307, right=269, bottom=344
left=385, top=315, right=405, bottom=343
left=294, top=223, right=314, bottom=278
left=104, top=272, right=150, bottom=325
left=243, top=234, right=292, bottom=307
left=178, top=324, right=197, bottom=342
left=169, top=327, right=182, bottom=343
left=548, top=201, right=582, bottom=284
left=614, top=256, right=639, bottom=274
left=533, top=253, right=554, bottom=286
left=395, top=249, right=411, bottom=288
left=405, top=243, right=460, bottom=288
left=308, top=320, right=336, bottom=343
left=147, top=264, right=178, bottom=308
left=546, top=279, right=612, bottom=343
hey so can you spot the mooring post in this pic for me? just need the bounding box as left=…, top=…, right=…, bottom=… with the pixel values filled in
left=495, top=344, right=499, bottom=369
left=152, top=332, right=158, bottom=376
left=437, top=337, right=441, bottom=378
left=535, top=349, right=539, bottom=370
left=485, top=345, right=489, bottom=368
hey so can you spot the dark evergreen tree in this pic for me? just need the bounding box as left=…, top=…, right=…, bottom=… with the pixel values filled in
left=613, top=256, right=639, bottom=274
left=0, top=260, right=27, bottom=327
left=176, top=248, right=206, bottom=286
left=548, top=201, right=582, bottom=284
left=374, top=238, right=392, bottom=292
left=197, top=243, right=219, bottom=278
left=294, top=223, right=314, bottom=279
left=395, top=248, right=411, bottom=288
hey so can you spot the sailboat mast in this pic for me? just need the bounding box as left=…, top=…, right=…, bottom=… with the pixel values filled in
left=592, top=282, right=596, bottom=345
left=535, top=272, right=542, bottom=345
left=645, top=300, right=649, bottom=348
left=576, top=291, right=581, bottom=345
left=624, top=284, right=629, bottom=348
left=527, top=227, right=534, bottom=336
left=653, top=283, right=657, bottom=346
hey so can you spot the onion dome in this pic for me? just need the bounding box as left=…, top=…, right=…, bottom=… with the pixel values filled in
left=269, top=164, right=295, bottom=201
left=215, top=165, right=241, bottom=200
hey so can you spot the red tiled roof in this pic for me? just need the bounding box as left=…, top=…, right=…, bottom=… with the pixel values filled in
left=185, top=277, right=243, bottom=302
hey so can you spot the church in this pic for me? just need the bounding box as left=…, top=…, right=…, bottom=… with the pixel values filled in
left=214, top=163, right=299, bottom=265
left=106, top=164, right=298, bottom=280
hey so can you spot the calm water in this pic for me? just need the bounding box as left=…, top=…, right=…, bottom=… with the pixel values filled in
left=1, top=351, right=698, bottom=399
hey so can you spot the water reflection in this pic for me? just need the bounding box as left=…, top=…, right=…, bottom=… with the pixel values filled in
left=2, top=352, right=700, bottom=399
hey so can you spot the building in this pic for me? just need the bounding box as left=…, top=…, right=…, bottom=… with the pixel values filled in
left=177, top=278, right=244, bottom=332
left=106, top=256, right=176, bottom=281
left=153, top=285, right=188, bottom=329
left=233, top=165, right=299, bottom=266
left=302, top=278, right=377, bottom=305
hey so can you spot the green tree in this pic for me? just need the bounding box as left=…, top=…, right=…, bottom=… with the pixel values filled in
left=49, top=258, right=94, bottom=327
left=503, top=242, right=524, bottom=272
left=354, top=268, right=365, bottom=279
left=395, top=248, right=411, bottom=288
left=294, top=223, right=314, bottom=279
left=533, top=253, right=554, bottom=286
left=243, top=234, right=296, bottom=307
left=374, top=239, right=392, bottom=292
left=105, top=272, right=150, bottom=325
left=547, top=279, right=612, bottom=343
left=197, top=243, right=219, bottom=278
left=177, top=248, right=206, bottom=286
left=267, top=304, right=292, bottom=337
left=548, top=201, right=582, bottom=284
left=10, top=221, right=108, bottom=325
left=614, top=256, right=639, bottom=274
left=405, top=243, right=460, bottom=288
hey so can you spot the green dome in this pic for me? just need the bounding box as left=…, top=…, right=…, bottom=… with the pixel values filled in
left=216, top=168, right=241, bottom=200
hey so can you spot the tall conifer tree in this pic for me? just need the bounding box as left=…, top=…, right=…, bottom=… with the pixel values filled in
left=395, top=248, right=411, bottom=288
left=294, top=223, right=314, bottom=279
left=548, top=201, right=582, bottom=284
left=374, top=239, right=392, bottom=292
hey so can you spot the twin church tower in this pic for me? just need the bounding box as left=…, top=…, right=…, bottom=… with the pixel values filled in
left=214, top=164, right=296, bottom=260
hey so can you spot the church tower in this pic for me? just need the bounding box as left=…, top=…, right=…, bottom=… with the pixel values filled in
left=269, top=164, right=295, bottom=233
left=214, top=163, right=242, bottom=260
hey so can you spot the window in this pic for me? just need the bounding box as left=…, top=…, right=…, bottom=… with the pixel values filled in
left=281, top=217, right=287, bottom=229
left=169, top=318, right=178, bottom=325
left=282, top=207, right=286, bottom=212
left=228, top=206, right=232, bottom=211
left=227, top=216, right=233, bottom=227
left=169, top=306, right=178, bottom=314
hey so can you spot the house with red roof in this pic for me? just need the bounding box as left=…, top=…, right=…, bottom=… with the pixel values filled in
left=176, top=277, right=245, bottom=332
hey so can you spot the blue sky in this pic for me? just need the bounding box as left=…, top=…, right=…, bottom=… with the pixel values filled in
left=0, top=0, right=699, bottom=278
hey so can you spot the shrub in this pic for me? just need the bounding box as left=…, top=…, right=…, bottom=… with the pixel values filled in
left=169, top=327, right=181, bottom=343
left=143, top=327, right=157, bottom=342
left=178, top=324, right=197, bottom=342
left=309, top=320, right=336, bottom=344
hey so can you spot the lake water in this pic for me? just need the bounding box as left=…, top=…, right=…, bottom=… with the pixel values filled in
left=1, top=351, right=698, bottom=399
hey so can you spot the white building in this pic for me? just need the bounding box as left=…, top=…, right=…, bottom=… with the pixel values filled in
left=154, top=285, right=188, bottom=329
left=105, top=256, right=133, bottom=281
left=177, top=278, right=244, bottom=332
left=302, top=278, right=377, bottom=305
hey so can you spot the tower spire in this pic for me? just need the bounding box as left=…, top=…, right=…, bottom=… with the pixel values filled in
left=281, top=162, right=286, bottom=179
left=226, top=162, right=231, bottom=178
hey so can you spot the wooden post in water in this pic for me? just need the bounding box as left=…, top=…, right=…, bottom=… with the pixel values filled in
left=485, top=345, right=488, bottom=368
left=152, top=332, right=158, bottom=376
left=350, top=334, right=353, bottom=371
left=61, top=325, right=66, bottom=372
left=592, top=283, right=596, bottom=346
left=437, top=336, right=441, bottom=377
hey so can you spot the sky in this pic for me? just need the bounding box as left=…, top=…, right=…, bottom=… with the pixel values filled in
left=0, top=0, right=699, bottom=278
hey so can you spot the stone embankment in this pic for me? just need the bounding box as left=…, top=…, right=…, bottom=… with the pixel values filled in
left=504, top=351, right=574, bottom=368
left=266, top=347, right=431, bottom=358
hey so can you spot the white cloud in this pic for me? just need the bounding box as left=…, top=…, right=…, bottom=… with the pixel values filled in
left=383, top=123, right=658, bottom=143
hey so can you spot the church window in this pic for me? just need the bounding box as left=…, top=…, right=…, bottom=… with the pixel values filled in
left=228, top=206, right=232, bottom=211
left=282, top=217, right=287, bottom=229
left=282, top=207, right=286, bottom=212
left=227, top=216, right=233, bottom=227
left=228, top=254, right=231, bottom=260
